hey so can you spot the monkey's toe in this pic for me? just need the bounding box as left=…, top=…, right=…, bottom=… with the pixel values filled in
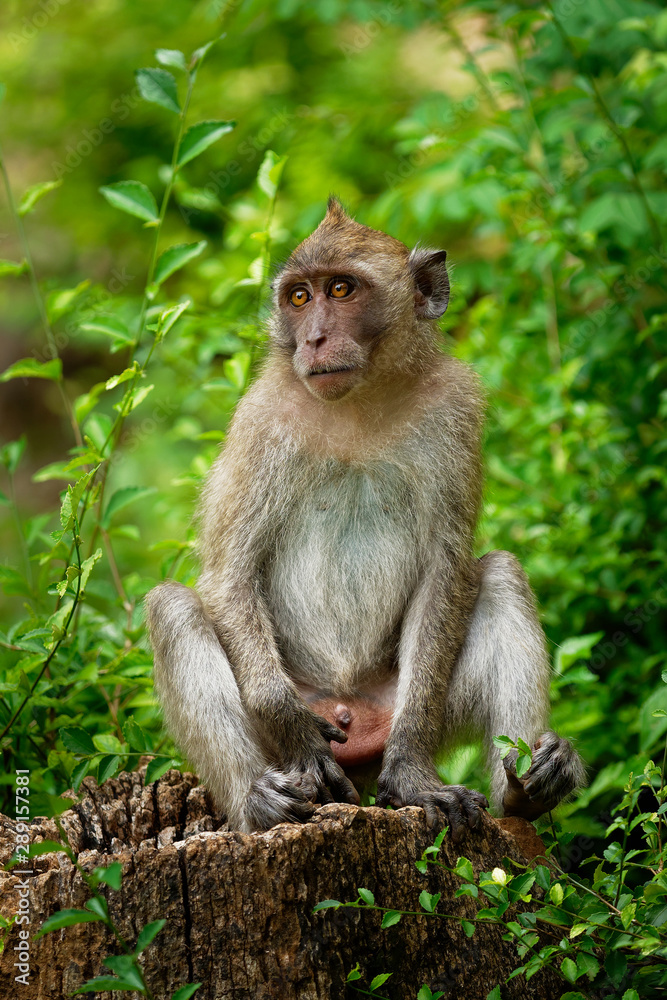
left=503, top=732, right=586, bottom=819
left=412, top=786, right=488, bottom=842
left=245, top=768, right=317, bottom=830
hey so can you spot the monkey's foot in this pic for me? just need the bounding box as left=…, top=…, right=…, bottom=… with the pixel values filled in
left=244, top=768, right=316, bottom=831
left=377, top=772, right=488, bottom=842
left=503, top=732, right=586, bottom=821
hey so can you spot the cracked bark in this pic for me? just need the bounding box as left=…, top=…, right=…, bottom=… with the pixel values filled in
left=0, top=767, right=561, bottom=1000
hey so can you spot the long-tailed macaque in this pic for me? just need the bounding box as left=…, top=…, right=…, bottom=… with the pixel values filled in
left=146, top=199, right=585, bottom=838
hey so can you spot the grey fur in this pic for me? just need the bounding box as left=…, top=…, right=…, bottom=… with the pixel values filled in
left=146, top=203, right=585, bottom=833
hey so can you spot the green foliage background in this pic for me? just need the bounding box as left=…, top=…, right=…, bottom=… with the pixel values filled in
left=0, top=0, right=666, bottom=854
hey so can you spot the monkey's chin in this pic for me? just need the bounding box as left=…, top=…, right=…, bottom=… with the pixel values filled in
left=304, top=370, right=359, bottom=401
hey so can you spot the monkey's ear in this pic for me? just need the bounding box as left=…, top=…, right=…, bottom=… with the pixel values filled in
left=408, top=248, right=450, bottom=319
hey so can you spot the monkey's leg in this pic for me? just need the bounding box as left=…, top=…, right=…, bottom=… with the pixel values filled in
left=145, top=582, right=315, bottom=832
left=445, top=550, right=585, bottom=820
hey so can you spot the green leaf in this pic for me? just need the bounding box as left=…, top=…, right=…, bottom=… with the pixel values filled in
left=95, top=861, right=122, bottom=891
left=99, top=181, right=159, bottom=223
left=358, top=887, right=375, bottom=905
left=380, top=910, right=402, bottom=928
left=560, top=957, right=578, bottom=983
left=516, top=753, right=532, bottom=778
left=28, top=839, right=66, bottom=857
left=461, top=918, right=475, bottom=937
left=101, top=486, right=157, bottom=530
left=370, top=973, right=392, bottom=991
left=550, top=882, right=564, bottom=905
left=622, top=991, right=640, bottom=1000
left=136, top=67, right=180, bottom=113
left=419, top=890, right=440, bottom=913
left=156, top=48, right=187, bottom=71
left=154, top=241, right=207, bottom=286
left=189, top=37, right=220, bottom=70
left=171, top=987, right=202, bottom=1000
left=79, top=549, right=102, bottom=593
left=0, top=258, right=28, bottom=276
left=177, top=120, right=235, bottom=167
left=454, top=857, right=474, bottom=881
left=58, top=468, right=96, bottom=534
left=102, top=955, right=144, bottom=989
left=35, top=909, right=104, bottom=938
left=417, top=988, right=444, bottom=1000
left=312, top=899, right=341, bottom=911
left=46, top=280, right=89, bottom=324
left=257, top=150, right=288, bottom=200
left=85, top=896, right=108, bottom=920
left=123, top=717, right=149, bottom=752
left=105, top=363, right=140, bottom=390
left=18, top=179, right=62, bottom=216
left=0, top=358, right=62, bottom=383
left=346, top=965, right=362, bottom=982
left=145, top=756, right=179, bottom=785
left=70, top=759, right=91, bottom=791
left=154, top=299, right=191, bottom=341
left=135, top=918, right=166, bottom=954
left=60, top=726, right=96, bottom=755
left=97, top=754, right=121, bottom=784
left=486, top=988, right=502, bottom=1000
left=72, top=977, right=138, bottom=993
left=81, top=315, right=134, bottom=348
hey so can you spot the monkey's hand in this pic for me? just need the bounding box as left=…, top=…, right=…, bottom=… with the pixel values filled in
left=280, top=710, right=361, bottom=807
left=503, top=732, right=586, bottom=821
left=376, top=762, right=488, bottom=842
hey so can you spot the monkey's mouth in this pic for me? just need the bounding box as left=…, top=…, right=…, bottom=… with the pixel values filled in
left=308, top=365, right=356, bottom=377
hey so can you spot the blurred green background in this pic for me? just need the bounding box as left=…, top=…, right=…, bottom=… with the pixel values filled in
left=0, top=0, right=666, bottom=848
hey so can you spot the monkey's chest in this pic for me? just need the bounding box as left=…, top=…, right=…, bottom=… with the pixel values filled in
left=265, top=467, right=422, bottom=686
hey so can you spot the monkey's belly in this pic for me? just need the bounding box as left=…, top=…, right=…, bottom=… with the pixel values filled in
left=296, top=679, right=396, bottom=766
left=267, top=468, right=420, bottom=687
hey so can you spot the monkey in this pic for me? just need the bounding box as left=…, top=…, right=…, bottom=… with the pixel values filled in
left=146, top=198, right=585, bottom=840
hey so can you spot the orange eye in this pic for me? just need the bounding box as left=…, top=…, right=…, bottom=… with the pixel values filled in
left=290, top=287, right=310, bottom=307
left=329, top=279, right=351, bottom=298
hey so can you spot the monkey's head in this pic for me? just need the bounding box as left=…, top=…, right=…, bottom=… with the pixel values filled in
left=271, top=198, right=450, bottom=401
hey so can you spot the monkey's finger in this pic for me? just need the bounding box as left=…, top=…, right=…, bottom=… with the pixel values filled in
left=420, top=799, right=443, bottom=831
left=458, top=792, right=487, bottom=832
left=319, top=721, right=348, bottom=744
left=292, top=772, right=320, bottom=802
left=434, top=792, right=466, bottom=842
left=323, top=759, right=360, bottom=804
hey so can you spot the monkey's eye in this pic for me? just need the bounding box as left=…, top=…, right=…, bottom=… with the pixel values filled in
left=290, top=287, right=311, bottom=307
left=328, top=278, right=353, bottom=299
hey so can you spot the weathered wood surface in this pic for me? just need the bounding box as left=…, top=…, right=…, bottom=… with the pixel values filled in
left=0, top=769, right=559, bottom=1000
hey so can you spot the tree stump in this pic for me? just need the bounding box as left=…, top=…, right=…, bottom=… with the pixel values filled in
left=0, top=768, right=560, bottom=1000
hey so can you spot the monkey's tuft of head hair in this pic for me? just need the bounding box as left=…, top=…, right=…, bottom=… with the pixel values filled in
left=286, top=196, right=410, bottom=274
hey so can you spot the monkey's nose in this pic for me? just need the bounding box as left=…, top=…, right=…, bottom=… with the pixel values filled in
left=334, top=703, right=352, bottom=728
left=305, top=331, right=327, bottom=350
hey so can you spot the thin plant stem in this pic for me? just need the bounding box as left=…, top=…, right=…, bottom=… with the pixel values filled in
left=0, top=140, right=83, bottom=449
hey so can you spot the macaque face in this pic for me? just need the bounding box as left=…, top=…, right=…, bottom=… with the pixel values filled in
left=276, top=269, right=388, bottom=401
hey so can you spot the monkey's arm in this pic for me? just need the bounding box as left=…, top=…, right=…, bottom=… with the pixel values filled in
left=197, top=424, right=359, bottom=806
